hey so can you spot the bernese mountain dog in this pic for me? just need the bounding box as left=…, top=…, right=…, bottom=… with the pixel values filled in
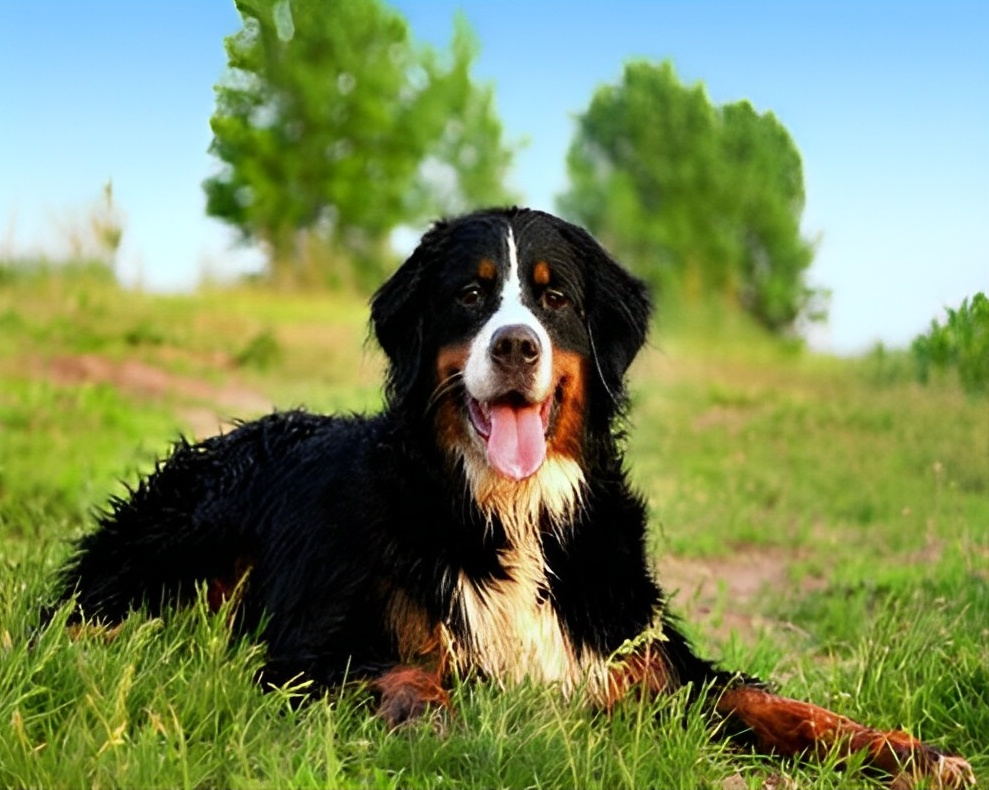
left=56, top=208, right=973, bottom=786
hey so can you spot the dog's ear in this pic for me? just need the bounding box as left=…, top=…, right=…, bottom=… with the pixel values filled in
left=370, top=224, right=442, bottom=405
left=562, top=223, right=652, bottom=398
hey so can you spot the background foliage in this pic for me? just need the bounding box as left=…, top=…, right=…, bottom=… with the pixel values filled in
left=560, top=61, right=819, bottom=332
left=204, top=0, right=515, bottom=287
left=912, top=291, right=989, bottom=395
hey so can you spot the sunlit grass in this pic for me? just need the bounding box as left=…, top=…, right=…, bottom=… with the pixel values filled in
left=1, top=268, right=985, bottom=787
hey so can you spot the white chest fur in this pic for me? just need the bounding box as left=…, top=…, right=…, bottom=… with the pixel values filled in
left=446, top=449, right=608, bottom=693
left=449, top=535, right=605, bottom=695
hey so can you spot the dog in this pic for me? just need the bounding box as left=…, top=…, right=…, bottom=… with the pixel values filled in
left=56, top=208, right=973, bottom=786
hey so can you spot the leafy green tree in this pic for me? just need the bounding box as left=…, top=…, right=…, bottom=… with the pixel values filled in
left=205, top=0, right=514, bottom=286
left=559, top=60, right=818, bottom=331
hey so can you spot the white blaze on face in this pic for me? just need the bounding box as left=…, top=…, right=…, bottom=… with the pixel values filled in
left=463, top=226, right=553, bottom=402
left=456, top=225, right=585, bottom=508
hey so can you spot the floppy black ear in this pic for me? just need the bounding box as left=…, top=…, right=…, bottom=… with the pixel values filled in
left=562, top=223, right=653, bottom=399
left=370, top=222, right=448, bottom=406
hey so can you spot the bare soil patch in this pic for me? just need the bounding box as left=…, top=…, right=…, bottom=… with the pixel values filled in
left=691, top=404, right=752, bottom=435
left=40, top=353, right=271, bottom=438
left=657, top=547, right=820, bottom=645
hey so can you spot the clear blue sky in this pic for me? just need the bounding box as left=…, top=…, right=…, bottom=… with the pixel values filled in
left=2, top=1, right=986, bottom=352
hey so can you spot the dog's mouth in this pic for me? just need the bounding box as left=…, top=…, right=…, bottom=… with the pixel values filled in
left=466, top=386, right=561, bottom=481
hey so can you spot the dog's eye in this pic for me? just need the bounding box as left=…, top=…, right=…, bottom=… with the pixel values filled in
left=459, top=284, right=482, bottom=306
left=541, top=289, right=571, bottom=310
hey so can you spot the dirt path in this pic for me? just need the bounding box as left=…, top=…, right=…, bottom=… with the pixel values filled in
left=657, top=547, right=817, bottom=645
left=40, top=353, right=271, bottom=438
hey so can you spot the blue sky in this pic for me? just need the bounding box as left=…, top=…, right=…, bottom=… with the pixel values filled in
left=2, top=1, right=986, bottom=352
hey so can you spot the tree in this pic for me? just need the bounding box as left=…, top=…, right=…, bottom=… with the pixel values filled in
left=204, top=0, right=514, bottom=286
left=559, top=60, right=818, bottom=331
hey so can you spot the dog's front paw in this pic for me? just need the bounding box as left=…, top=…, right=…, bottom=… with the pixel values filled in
left=935, top=754, right=977, bottom=788
left=924, top=753, right=975, bottom=789
left=890, top=748, right=976, bottom=789
left=372, top=665, right=450, bottom=730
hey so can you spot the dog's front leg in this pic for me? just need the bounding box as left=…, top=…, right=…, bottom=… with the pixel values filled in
left=604, top=643, right=974, bottom=787
left=716, top=685, right=974, bottom=788
left=371, top=665, right=451, bottom=728
left=602, top=641, right=674, bottom=708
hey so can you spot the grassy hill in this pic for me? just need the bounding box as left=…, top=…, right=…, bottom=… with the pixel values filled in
left=1, top=266, right=986, bottom=788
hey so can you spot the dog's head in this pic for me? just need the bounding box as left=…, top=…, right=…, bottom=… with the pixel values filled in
left=372, top=208, right=650, bottom=523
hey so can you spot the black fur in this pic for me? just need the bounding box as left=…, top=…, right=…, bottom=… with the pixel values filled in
left=60, top=208, right=736, bottom=696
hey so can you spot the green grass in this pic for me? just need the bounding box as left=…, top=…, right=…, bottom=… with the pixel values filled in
left=1, top=267, right=986, bottom=788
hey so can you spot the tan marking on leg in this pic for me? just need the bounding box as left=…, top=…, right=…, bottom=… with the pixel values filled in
left=206, top=556, right=252, bottom=613
left=386, top=589, right=432, bottom=658
left=372, top=665, right=451, bottom=728
left=385, top=588, right=456, bottom=672
left=717, top=686, right=975, bottom=787
left=67, top=622, right=125, bottom=642
left=602, top=642, right=672, bottom=710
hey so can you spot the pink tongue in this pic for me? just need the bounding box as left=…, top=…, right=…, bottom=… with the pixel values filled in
left=486, top=403, right=547, bottom=480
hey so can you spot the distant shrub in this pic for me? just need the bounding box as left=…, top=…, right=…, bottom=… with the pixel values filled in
left=122, top=320, right=167, bottom=347
left=0, top=257, right=116, bottom=286
left=912, top=292, right=989, bottom=394
left=0, top=308, right=24, bottom=330
left=860, top=341, right=912, bottom=386
left=235, top=328, right=282, bottom=371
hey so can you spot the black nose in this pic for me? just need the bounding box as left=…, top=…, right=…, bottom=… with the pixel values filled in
left=489, top=324, right=541, bottom=369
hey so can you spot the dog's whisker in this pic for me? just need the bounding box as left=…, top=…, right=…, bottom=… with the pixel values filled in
left=425, top=372, right=464, bottom=414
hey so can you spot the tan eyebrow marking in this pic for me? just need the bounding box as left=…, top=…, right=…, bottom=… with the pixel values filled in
left=533, top=260, right=551, bottom=286
left=477, top=258, right=497, bottom=280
